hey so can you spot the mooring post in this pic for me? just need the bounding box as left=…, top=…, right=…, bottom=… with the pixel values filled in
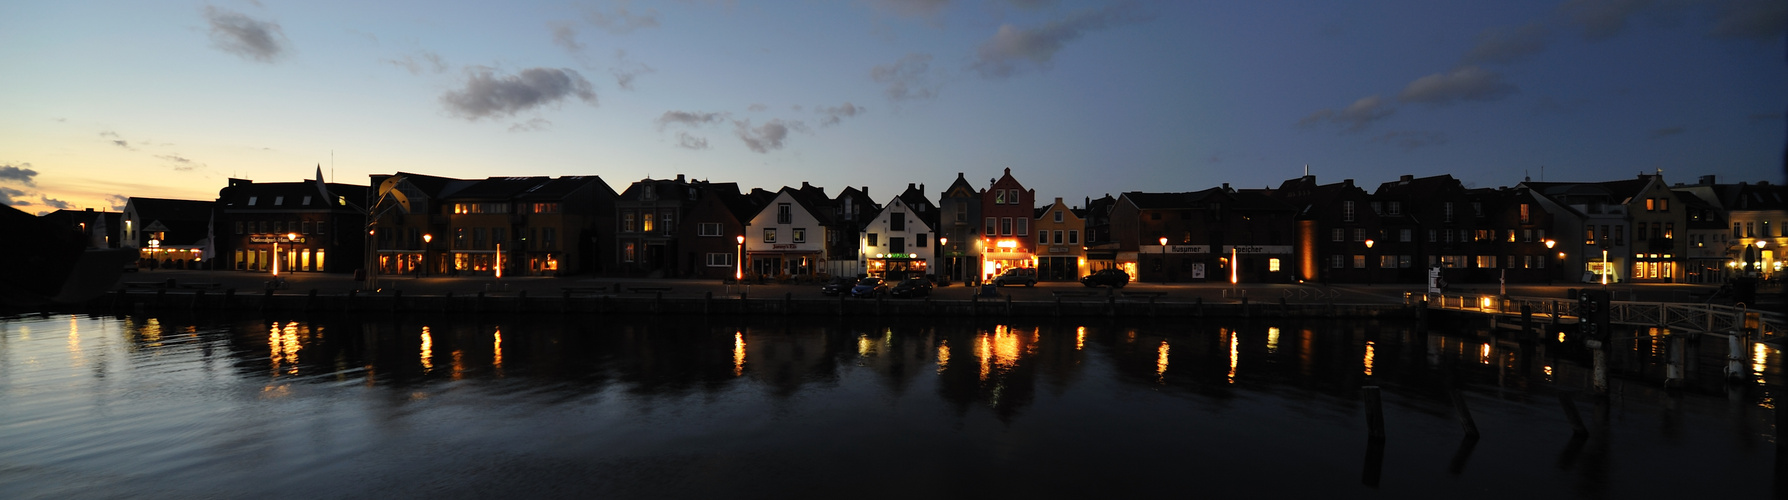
left=1363, top=386, right=1386, bottom=440
left=1005, top=294, right=1012, bottom=317
left=476, top=291, right=486, bottom=313
left=655, top=292, right=664, bottom=314
left=307, top=289, right=318, bottom=311
left=1665, top=333, right=1685, bottom=388
left=1558, top=392, right=1588, bottom=437
left=1728, top=324, right=1749, bottom=381
left=444, top=292, right=454, bottom=313
left=1241, top=296, right=1250, bottom=318
left=1449, top=387, right=1480, bottom=439
left=1590, top=339, right=1609, bottom=395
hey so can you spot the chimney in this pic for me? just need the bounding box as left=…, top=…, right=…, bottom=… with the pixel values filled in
left=802, top=181, right=812, bottom=190
left=676, top=174, right=685, bottom=183
left=919, top=183, right=924, bottom=193
left=908, top=182, right=916, bottom=192
left=1700, top=175, right=1716, bottom=185
left=1400, top=174, right=1414, bottom=183
left=1343, top=179, right=1353, bottom=188
left=862, top=186, right=868, bottom=197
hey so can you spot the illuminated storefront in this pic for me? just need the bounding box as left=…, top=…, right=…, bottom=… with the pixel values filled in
left=981, top=238, right=1033, bottom=281
left=866, top=252, right=928, bottom=280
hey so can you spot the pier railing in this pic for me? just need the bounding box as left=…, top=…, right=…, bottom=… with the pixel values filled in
left=1414, top=292, right=1785, bottom=342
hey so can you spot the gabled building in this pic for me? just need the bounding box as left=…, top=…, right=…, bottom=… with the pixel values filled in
left=367, top=172, right=473, bottom=276
left=439, top=177, right=551, bottom=276
left=513, top=175, right=616, bottom=276
left=1675, top=175, right=1785, bottom=281
left=121, top=196, right=214, bottom=269
left=614, top=174, right=726, bottom=277
left=1034, top=197, right=1084, bottom=281
left=830, top=185, right=877, bottom=277
left=1519, top=180, right=1634, bottom=283
left=1112, top=185, right=1297, bottom=283
left=40, top=208, right=121, bottom=249
left=1376, top=174, right=1512, bottom=284
left=936, top=173, right=982, bottom=282
left=980, top=168, right=1036, bottom=281
left=860, top=183, right=938, bottom=280
left=743, top=185, right=835, bottom=279
left=215, top=172, right=368, bottom=274
left=675, top=182, right=757, bottom=280
left=1082, top=194, right=1119, bottom=274
left=1273, top=175, right=1379, bottom=283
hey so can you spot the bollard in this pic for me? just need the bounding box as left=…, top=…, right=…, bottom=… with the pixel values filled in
left=1363, top=386, right=1386, bottom=440
left=1559, top=393, right=1588, bottom=437
left=476, top=291, right=486, bottom=313
left=655, top=292, right=664, bottom=314
left=1665, top=334, right=1685, bottom=388
left=1449, top=387, right=1480, bottom=439
left=444, top=292, right=454, bottom=313
left=1196, top=296, right=1203, bottom=317
left=1728, top=329, right=1747, bottom=381
left=1006, top=295, right=1012, bottom=317
left=1589, top=339, right=1608, bottom=395
left=1241, top=296, right=1249, bottom=318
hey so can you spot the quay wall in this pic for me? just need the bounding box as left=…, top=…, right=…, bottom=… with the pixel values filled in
left=91, top=289, right=1418, bottom=319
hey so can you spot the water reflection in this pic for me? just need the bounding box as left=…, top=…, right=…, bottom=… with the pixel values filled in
left=0, top=313, right=1779, bottom=498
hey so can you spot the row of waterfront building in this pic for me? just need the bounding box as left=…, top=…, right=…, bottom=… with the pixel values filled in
left=39, top=168, right=1788, bottom=285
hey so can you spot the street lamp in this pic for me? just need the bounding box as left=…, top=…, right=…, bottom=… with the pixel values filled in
left=939, top=237, right=948, bottom=281
left=1159, top=236, right=1168, bottom=283
left=422, top=233, right=432, bottom=276
left=736, top=235, right=745, bottom=281
left=1364, top=239, right=1374, bottom=285
left=273, top=232, right=296, bottom=277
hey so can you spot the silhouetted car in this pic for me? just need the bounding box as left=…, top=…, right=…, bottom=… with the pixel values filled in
left=821, top=276, right=858, bottom=296
left=992, top=268, right=1037, bottom=287
left=1080, top=268, right=1130, bottom=288
left=850, top=277, right=888, bottom=298
left=889, top=277, right=933, bottom=298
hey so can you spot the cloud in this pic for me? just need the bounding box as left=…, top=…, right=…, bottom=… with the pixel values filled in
left=1372, top=131, right=1448, bottom=150
left=1297, top=95, right=1396, bottom=132
left=585, top=3, right=661, bottom=34
left=1397, top=66, right=1519, bottom=104
left=203, top=6, right=289, bottom=63
left=0, top=163, right=40, bottom=186
left=156, top=154, right=202, bottom=171
left=816, top=103, right=865, bottom=126
left=99, top=130, right=135, bottom=150
left=866, top=0, right=953, bottom=18
left=0, top=187, right=25, bottom=206
left=971, top=1, right=1148, bottom=78
left=1461, top=22, right=1550, bottom=65
left=441, top=67, right=597, bottom=120
left=105, top=194, right=128, bottom=211
left=675, top=132, right=709, bottom=150
left=508, top=118, right=553, bottom=133
left=747, top=103, right=768, bottom=112
left=1650, top=126, right=1685, bottom=138
left=384, top=51, right=450, bottom=75
left=1710, top=0, right=1788, bottom=40
left=1557, top=0, right=1652, bottom=40
left=551, top=22, right=583, bottom=53
left=39, top=195, right=72, bottom=210
left=734, top=119, right=804, bottom=153
left=871, top=53, right=941, bottom=101
left=657, top=110, right=729, bottom=130
left=611, top=49, right=654, bottom=90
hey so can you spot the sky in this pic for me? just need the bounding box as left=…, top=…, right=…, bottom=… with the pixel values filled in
left=1, top=0, right=1783, bottom=215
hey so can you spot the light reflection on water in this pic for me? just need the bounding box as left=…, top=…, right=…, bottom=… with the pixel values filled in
left=0, top=312, right=1780, bottom=498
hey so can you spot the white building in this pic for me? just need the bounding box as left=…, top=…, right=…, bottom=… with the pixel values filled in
left=743, top=187, right=831, bottom=278
left=859, top=184, right=938, bottom=280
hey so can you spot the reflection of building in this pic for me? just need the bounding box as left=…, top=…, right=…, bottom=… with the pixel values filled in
left=980, top=168, right=1035, bottom=281
left=861, top=183, right=937, bottom=280
left=937, top=173, right=982, bottom=282
left=216, top=174, right=367, bottom=273
left=121, top=196, right=214, bottom=269
left=1033, top=197, right=1084, bottom=281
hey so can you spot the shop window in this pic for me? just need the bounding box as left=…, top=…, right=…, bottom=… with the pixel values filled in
left=1268, top=258, right=1280, bottom=272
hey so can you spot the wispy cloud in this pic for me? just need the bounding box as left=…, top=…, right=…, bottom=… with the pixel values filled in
left=656, top=110, right=729, bottom=130
left=971, top=1, right=1148, bottom=78
left=0, top=163, right=38, bottom=186
left=675, top=132, right=709, bottom=150
left=99, top=130, right=135, bottom=150
left=105, top=194, right=128, bottom=211
left=550, top=22, right=583, bottom=53
left=734, top=119, right=804, bottom=153
left=203, top=6, right=289, bottom=63
left=611, top=49, right=654, bottom=90
left=871, top=53, right=941, bottom=101
left=508, top=118, right=553, bottom=133
left=156, top=154, right=202, bottom=171
left=1650, top=126, right=1685, bottom=138
left=1461, top=22, right=1550, bottom=65
left=441, top=67, right=597, bottom=120
left=585, top=2, right=661, bottom=34
left=39, top=195, right=72, bottom=210
left=0, top=187, right=26, bottom=206
left=384, top=51, right=450, bottom=75
left=816, top=102, right=865, bottom=126
left=1372, top=131, right=1448, bottom=151
left=1557, top=0, right=1652, bottom=40
left=747, top=104, right=768, bottom=112
left=1297, top=95, right=1397, bottom=133
left=1398, top=66, right=1519, bottom=105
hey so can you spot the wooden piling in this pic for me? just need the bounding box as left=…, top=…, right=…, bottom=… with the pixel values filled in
left=1559, top=393, right=1588, bottom=437
left=1449, top=387, right=1480, bottom=439
left=1363, top=386, right=1385, bottom=440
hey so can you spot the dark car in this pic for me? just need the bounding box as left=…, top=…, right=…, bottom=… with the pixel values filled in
left=850, top=277, right=888, bottom=298
left=821, top=276, right=858, bottom=296
left=888, top=277, right=933, bottom=298
left=1080, top=268, right=1130, bottom=288
left=992, top=268, right=1037, bottom=287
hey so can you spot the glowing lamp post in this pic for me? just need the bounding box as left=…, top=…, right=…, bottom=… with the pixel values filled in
left=1365, top=239, right=1375, bottom=285
left=1159, top=236, right=1168, bottom=283
left=939, top=237, right=948, bottom=281
left=272, top=233, right=296, bottom=277
left=422, top=234, right=432, bottom=276
left=736, top=235, right=745, bottom=281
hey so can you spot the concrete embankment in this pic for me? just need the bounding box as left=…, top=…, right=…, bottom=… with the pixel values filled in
left=91, top=288, right=1417, bottom=319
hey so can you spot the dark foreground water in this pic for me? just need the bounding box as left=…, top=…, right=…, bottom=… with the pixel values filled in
left=0, top=312, right=1781, bottom=499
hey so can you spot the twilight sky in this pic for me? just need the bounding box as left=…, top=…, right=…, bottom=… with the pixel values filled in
left=1, top=0, right=1783, bottom=214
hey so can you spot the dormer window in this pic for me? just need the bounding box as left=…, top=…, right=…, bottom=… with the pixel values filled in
left=274, top=196, right=284, bottom=205
left=247, top=196, right=258, bottom=206
left=302, top=195, right=312, bottom=205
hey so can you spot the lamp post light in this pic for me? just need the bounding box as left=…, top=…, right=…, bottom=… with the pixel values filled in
left=1364, top=239, right=1374, bottom=285
left=939, top=237, right=948, bottom=281
left=421, top=234, right=432, bottom=276
left=736, top=235, right=745, bottom=281
left=1159, top=236, right=1168, bottom=283
left=272, top=232, right=296, bottom=277
left=1602, top=247, right=1609, bottom=287
left=1545, top=239, right=1557, bottom=285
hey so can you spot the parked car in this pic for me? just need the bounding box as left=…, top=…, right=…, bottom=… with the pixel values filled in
left=850, top=277, right=888, bottom=298
left=821, top=276, right=858, bottom=296
left=1080, top=268, right=1130, bottom=288
left=992, top=268, right=1037, bottom=287
left=889, top=277, right=933, bottom=298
